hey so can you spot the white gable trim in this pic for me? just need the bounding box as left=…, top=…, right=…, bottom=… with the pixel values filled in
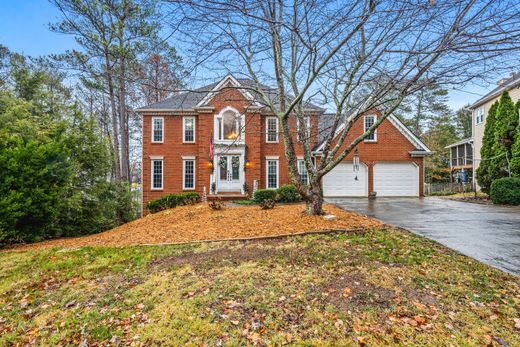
left=314, top=114, right=431, bottom=153
left=196, top=75, right=259, bottom=107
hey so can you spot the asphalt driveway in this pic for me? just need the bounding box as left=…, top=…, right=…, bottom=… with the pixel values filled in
left=327, top=197, right=520, bottom=276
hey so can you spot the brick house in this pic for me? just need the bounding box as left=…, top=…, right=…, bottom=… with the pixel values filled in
left=137, top=75, right=431, bottom=212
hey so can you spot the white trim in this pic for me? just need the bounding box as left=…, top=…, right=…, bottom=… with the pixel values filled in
left=182, top=158, right=196, bottom=190
left=196, top=75, right=259, bottom=107
left=182, top=116, right=196, bottom=143
left=386, top=115, right=431, bottom=152
left=314, top=113, right=431, bottom=153
left=214, top=106, right=245, bottom=143
left=265, top=158, right=279, bottom=189
left=140, top=113, right=144, bottom=216
left=265, top=116, right=279, bottom=143
left=149, top=155, right=164, bottom=160
left=182, top=155, right=196, bottom=160
left=150, top=159, right=163, bottom=190
left=373, top=161, right=419, bottom=197
left=265, top=155, right=280, bottom=160
left=322, top=162, right=369, bottom=197
left=474, top=107, right=485, bottom=125
left=363, top=114, right=377, bottom=142
left=297, top=159, right=309, bottom=185
left=151, top=116, right=164, bottom=143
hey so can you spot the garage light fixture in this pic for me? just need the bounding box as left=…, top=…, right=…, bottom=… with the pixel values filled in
left=353, top=149, right=360, bottom=181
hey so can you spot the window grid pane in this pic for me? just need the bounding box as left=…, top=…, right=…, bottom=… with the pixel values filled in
left=364, top=116, right=375, bottom=140
left=267, top=118, right=278, bottom=142
left=184, top=160, right=194, bottom=189
left=267, top=160, right=278, bottom=189
left=298, top=160, right=309, bottom=184
left=153, top=119, right=163, bottom=142
left=297, top=117, right=310, bottom=141
left=184, top=118, right=195, bottom=142
left=152, top=160, right=163, bottom=189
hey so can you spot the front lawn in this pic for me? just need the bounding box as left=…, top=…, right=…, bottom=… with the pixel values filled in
left=1, top=228, right=519, bottom=346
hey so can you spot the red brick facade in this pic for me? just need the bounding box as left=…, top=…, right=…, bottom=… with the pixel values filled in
left=141, top=85, right=425, bottom=212
left=320, top=110, right=425, bottom=196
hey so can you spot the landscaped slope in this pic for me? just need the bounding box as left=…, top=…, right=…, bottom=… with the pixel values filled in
left=11, top=203, right=383, bottom=251
left=1, top=229, right=519, bottom=346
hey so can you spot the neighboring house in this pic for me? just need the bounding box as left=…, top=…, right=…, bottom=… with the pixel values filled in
left=445, top=138, right=473, bottom=183
left=448, top=72, right=520, bottom=188
left=136, top=75, right=431, bottom=213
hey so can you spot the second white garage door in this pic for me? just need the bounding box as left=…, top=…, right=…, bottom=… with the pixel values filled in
left=323, top=162, right=368, bottom=197
left=373, top=162, right=419, bottom=197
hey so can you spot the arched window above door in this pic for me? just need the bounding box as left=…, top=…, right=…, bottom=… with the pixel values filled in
left=215, top=107, right=245, bottom=143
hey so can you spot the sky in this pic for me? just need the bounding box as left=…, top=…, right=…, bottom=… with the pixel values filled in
left=0, top=0, right=497, bottom=110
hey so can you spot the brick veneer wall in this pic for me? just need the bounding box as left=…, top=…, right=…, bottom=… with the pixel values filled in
left=141, top=89, right=423, bottom=213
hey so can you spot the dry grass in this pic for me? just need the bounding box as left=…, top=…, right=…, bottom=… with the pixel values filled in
left=11, top=203, right=383, bottom=251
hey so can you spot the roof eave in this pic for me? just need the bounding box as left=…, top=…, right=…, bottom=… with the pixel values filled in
left=135, top=108, right=198, bottom=114
left=469, top=79, right=520, bottom=109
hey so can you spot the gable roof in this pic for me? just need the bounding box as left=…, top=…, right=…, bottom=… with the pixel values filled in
left=314, top=113, right=431, bottom=154
left=445, top=137, right=473, bottom=149
left=136, top=75, right=323, bottom=112
left=469, top=72, right=520, bottom=109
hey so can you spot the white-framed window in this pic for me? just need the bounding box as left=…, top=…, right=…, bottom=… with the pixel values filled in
left=364, top=114, right=377, bottom=141
left=215, top=107, right=245, bottom=142
left=152, top=117, right=164, bottom=143
left=182, top=158, right=195, bottom=190
left=297, top=116, right=311, bottom=142
left=475, top=107, right=485, bottom=124
left=151, top=158, right=163, bottom=190
left=266, top=157, right=279, bottom=189
left=266, top=116, right=279, bottom=143
left=183, top=116, right=196, bottom=143
left=297, top=159, right=309, bottom=185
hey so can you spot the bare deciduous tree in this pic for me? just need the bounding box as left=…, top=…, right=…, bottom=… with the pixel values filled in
left=169, top=0, right=520, bottom=214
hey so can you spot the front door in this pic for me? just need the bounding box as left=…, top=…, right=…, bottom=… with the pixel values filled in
left=217, top=155, right=242, bottom=192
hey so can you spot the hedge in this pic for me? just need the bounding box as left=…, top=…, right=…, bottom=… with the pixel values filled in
left=253, top=189, right=277, bottom=203
left=490, top=177, right=520, bottom=205
left=277, top=184, right=302, bottom=203
left=147, top=192, right=200, bottom=213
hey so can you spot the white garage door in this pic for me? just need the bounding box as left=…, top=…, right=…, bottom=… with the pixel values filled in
left=373, top=162, right=419, bottom=197
left=323, top=162, right=368, bottom=197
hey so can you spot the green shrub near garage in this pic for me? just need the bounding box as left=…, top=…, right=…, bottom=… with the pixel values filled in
left=490, top=177, right=520, bottom=205
left=253, top=189, right=277, bottom=203
left=277, top=184, right=302, bottom=203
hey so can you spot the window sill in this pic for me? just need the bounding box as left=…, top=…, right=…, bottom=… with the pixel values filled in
left=151, top=188, right=163, bottom=191
left=182, top=141, right=196, bottom=144
left=151, top=141, right=164, bottom=144
left=266, top=141, right=279, bottom=144
left=364, top=140, right=377, bottom=143
left=182, top=187, right=196, bottom=191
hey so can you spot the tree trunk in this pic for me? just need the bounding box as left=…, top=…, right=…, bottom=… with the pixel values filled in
left=119, top=59, right=130, bottom=183
left=306, top=181, right=324, bottom=215
left=105, top=62, right=122, bottom=183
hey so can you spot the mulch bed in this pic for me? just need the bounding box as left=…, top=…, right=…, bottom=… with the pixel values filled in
left=10, top=203, right=383, bottom=251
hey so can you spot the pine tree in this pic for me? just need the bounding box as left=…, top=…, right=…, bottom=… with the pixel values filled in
left=476, top=101, right=499, bottom=193
left=492, top=91, right=518, bottom=178
left=510, top=100, right=520, bottom=176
